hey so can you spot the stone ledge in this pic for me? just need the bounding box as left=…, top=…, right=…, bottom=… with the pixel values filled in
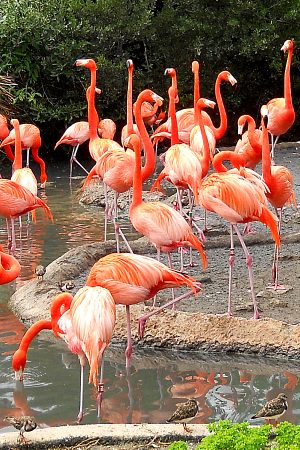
left=0, top=423, right=210, bottom=449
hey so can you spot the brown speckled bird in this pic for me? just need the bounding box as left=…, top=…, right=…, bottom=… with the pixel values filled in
left=251, top=393, right=288, bottom=424
left=166, top=398, right=199, bottom=432
left=35, top=265, right=46, bottom=280
left=4, top=415, right=37, bottom=444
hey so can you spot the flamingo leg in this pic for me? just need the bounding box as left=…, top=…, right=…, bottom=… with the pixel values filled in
left=125, top=305, right=133, bottom=367
left=268, top=208, right=286, bottom=291
left=97, top=357, right=105, bottom=419
left=167, top=253, right=176, bottom=308
left=233, top=224, right=260, bottom=319
left=103, top=182, right=109, bottom=242
left=26, top=148, right=30, bottom=167
left=227, top=225, right=235, bottom=317
left=113, top=192, right=133, bottom=253
left=138, top=288, right=200, bottom=338
left=10, top=218, right=16, bottom=254
left=152, top=249, right=161, bottom=308
left=77, top=363, right=85, bottom=423
left=69, top=144, right=79, bottom=179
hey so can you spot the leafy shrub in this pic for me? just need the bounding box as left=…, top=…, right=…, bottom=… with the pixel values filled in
left=273, top=421, right=300, bottom=449
left=195, top=420, right=271, bottom=449
left=168, top=441, right=189, bottom=450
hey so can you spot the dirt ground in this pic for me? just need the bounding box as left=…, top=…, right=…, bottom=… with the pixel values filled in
left=78, top=144, right=300, bottom=326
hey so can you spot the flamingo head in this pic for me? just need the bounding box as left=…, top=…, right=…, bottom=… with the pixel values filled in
left=164, top=67, right=176, bottom=78
left=12, top=349, right=26, bottom=381
left=281, top=39, right=294, bottom=53
left=126, top=59, right=134, bottom=69
left=139, top=89, right=163, bottom=107
left=75, top=58, right=97, bottom=70
left=123, top=133, right=141, bottom=151
left=199, top=98, right=216, bottom=110
left=192, top=60, right=199, bottom=73
left=10, top=118, right=20, bottom=129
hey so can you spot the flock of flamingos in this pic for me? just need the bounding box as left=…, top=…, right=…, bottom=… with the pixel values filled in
left=0, top=38, right=297, bottom=426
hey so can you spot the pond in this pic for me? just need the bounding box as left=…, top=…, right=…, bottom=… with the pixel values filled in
left=0, top=157, right=300, bottom=433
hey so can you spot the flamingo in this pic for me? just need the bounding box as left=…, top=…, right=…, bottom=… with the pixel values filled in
left=260, top=107, right=296, bottom=290
left=121, top=59, right=140, bottom=146
left=152, top=69, right=237, bottom=145
left=10, top=119, right=38, bottom=227
left=195, top=93, right=280, bottom=319
left=0, top=123, right=48, bottom=188
left=129, top=89, right=207, bottom=271
left=55, top=86, right=102, bottom=178
left=75, top=58, right=122, bottom=162
left=233, top=115, right=262, bottom=170
left=98, top=118, right=116, bottom=140
left=55, top=121, right=90, bottom=178
left=265, top=39, right=295, bottom=158
left=0, top=245, right=21, bottom=283
left=86, top=252, right=202, bottom=361
left=0, top=179, right=53, bottom=252
left=56, top=287, right=115, bottom=420
left=0, top=114, right=14, bottom=162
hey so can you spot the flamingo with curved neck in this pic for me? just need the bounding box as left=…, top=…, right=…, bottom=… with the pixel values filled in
left=234, top=115, right=262, bottom=169
left=265, top=39, right=295, bottom=157
left=129, top=89, right=207, bottom=271
left=0, top=246, right=21, bottom=284
left=152, top=69, right=236, bottom=145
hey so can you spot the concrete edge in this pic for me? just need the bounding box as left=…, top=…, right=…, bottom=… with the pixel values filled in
left=0, top=424, right=210, bottom=449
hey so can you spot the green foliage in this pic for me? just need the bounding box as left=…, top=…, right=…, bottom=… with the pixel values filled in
left=273, top=421, right=300, bottom=449
left=195, top=420, right=271, bottom=449
left=168, top=441, right=189, bottom=450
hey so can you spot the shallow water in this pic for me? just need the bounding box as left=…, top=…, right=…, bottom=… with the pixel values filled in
left=0, top=159, right=300, bottom=433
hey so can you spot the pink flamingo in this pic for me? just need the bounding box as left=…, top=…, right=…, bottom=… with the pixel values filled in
left=0, top=114, right=14, bottom=162
left=264, top=39, right=295, bottom=158
left=86, top=252, right=202, bottom=361
left=128, top=89, right=207, bottom=272
left=121, top=59, right=140, bottom=146
left=260, top=106, right=296, bottom=290
left=234, top=115, right=262, bottom=170
left=0, top=245, right=21, bottom=283
left=0, top=123, right=48, bottom=188
left=195, top=94, right=280, bottom=319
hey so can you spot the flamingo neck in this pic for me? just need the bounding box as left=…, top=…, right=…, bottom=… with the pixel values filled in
left=132, top=94, right=152, bottom=207
left=31, top=148, right=47, bottom=184
left=127, top=65, right=134, bottom=135
left=193, top=67, right=200, bottom=109
left=0, top=252, right=21, bottom=283
left=196, top=101, right=211, bottom=177
left=211, top=73, right=228, bottom=141
left=284, top=45, right=293, bottom=109
left=50, top=293, right=73, bottom=334
left=87, top=67, right=99, bottom=139
left=169, top=90, right=180, bottom=146
left=14, top=320, right=52, bottom=358
left=212, top=150, right=244, bottom=172
left=12, top=123, right=22, bottom=172
left=242, top=115, right=261, bottom=154
left=168, top=72, right=178, bottom=117
left=261, top=119, right=272, bottom=185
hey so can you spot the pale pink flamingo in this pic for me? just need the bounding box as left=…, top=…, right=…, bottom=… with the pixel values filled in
left=234, top=115, right=262, bottom=170
left=264, top=39, right=295, bottom=158
left=0, top=123, right=48, bottom=188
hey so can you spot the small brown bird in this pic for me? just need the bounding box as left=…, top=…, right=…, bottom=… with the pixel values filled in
left=251, top=393, right=288, bottom=424
left=166, top=398, right=199, bottom=433
left=4, top=415, right=37, bottom=444
left=35, top=264, right=46, bottom=280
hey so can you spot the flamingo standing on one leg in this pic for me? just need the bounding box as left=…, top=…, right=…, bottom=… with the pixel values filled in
left=86, top=252, right=202, bottom=362
left=55, top=121, right=90, bottom=178
left=0, top=124, right=48, bottom=188
left=265, top=39, right=295, bottom=159
left=260, top=107, right=296, bottom=290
